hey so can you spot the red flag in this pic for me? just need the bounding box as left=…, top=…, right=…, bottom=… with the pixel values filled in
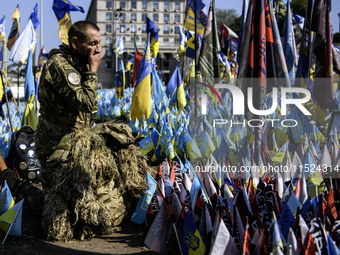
left=242, top=216, right=251, bottom=255
left=132, top=48, right=143, bottom=87
left=326, top=188, right=338, bottom=222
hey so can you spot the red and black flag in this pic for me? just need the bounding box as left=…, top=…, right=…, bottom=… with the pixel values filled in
left=7, top=5, right=20, bottom=51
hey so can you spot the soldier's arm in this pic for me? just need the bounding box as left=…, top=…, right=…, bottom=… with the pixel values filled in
left=47, top=56, right=98, bottom=114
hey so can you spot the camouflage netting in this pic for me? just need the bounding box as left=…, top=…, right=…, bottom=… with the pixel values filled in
left=41, top=122, right=154, bottom=241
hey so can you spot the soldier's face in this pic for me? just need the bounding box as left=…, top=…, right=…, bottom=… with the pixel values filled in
left=76, top=28, right=102, bottom=63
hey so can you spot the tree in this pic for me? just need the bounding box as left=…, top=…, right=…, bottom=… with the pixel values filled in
left=290, top=0, right=307, bottom=17
left=334, top=33, right=340, bottom=44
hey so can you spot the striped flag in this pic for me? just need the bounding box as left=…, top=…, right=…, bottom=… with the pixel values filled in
left=7, top=5, right=20, bottom=51
left=197, top=1, right=221, bottom=87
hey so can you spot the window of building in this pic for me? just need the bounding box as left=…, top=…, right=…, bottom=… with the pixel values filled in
left=175, top=2, right=180, bottom=10
left=120, top=13, right=125, bottom=21
left=164, top=38, right=169, bottom=43
left=106, top=0, right=112, bottom=8
left=105, top=61, right=112, bottom=69
left=105, top=48, right=112, bottom=57
left=131, top=1, right=137, bottom=9
left=175, top=38, right=180, bottom=44
left=175, top=14, right=180, bottom=23
left=131, top=25, right=137, bottom=33
left=164, top=14, right=169, bottom=22
left=174, top=26, right=180, bottom=34
left=142, top=13, right=147, bottom=22
left=106, top=12, right=112, bottom=20
left=106, top=36, right=112, bottom=45
left=153, top=1, right=159, bottom=10
left=153, top=13, right=159, bottom=22
left=106, top=24, right=112, bottom=33
left=142, top=25, right=147, bottom=33
left=164, top=26, right=169, bottom=34
left=131, top=13, right=137, bottom=21
left=120, top=1, right=126, bottom=9
left=142, top=1, right=148, bottom=9
left=164, top=2, right=170, bottom=10
left=142, top=37, right=146, bottom=42
left=130, top=37, right=134, bottom=44
left=120, top=24, right=126, bottom=33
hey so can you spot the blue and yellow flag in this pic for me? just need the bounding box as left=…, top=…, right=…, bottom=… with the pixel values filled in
left=130, top=36, right=151, bottom=122
left=0, top=199, right=23, bottom=239
left=52, top=0, right=84, bottom=45
left=7, top=5, right=20, bottom=51
left=146, top=17, right=159, bottom=58
left=182, top=211, right=206, bottom=255
left=0, top=181, right=15, bottom=215
left=23, top=49, right=38, bottom=130
left=184, top=0, right=207, bottom=35
left=185, top=31, right=195, bottom=59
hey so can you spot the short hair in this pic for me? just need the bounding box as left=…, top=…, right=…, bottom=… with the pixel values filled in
left=68, top=21, right=100, bottom=45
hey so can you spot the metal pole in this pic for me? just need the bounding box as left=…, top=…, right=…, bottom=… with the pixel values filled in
left=40, top=0, right=43, bottom=49
left=194, top=0, right=197, bottom=117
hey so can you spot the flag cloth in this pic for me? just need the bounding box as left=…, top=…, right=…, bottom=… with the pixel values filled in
left=185, top=31, right=196, bottom=59
left=311, top=0, right=334, bottom=109
left=182, top=211, right=206, bottom=255
left=197, top=1, right=221, bottom=87
left=0, top=199, right=23, bottom=237
left=0, top=16, right=4, bottom=101
left=23, top=49, right=38, bottom=130
left=184, top=0, right=207, bottom=35
left=133, top=48, right=143, bottom=87
left=7, top=5, right=20, bottom=51
left=29, top=3, right=40, bottom=30
left=130, top=36, right=151, bottom=122
left=9, top=19, right=37, bottom=67
left=178, top=26, right=186, bottom=59
left=152, top=63, right=166, bottom=110
left=144, top=200, right=174, bottom=253
left=0, top=16, right=5, bottom=41
left=220, top=23, right=238, bottom=40
left=0, top=181, right=15, bottom=215
left=131, top=172, right=157, bottom=224
left=115, top=58, right=125, bottom=98
left=210, top=218, right=238, bottom=254
left=146, top=17, right=159, bottom=58
left=52, top=0, right=85, bottom=45
left=38, top=46, right=48, bottom=68
left=116, top=35, right=124, bottom=55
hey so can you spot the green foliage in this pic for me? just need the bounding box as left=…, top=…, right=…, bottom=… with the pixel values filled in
left=290, top=0, right=307, bottom=17
left=334, top=33, right=340, bottom=43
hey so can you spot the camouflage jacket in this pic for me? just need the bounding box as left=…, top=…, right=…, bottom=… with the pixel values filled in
left=35, top=45, right=98, bottom=166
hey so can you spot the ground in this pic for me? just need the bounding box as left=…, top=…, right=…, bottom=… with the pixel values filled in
left=0, top=212, right=159, bottom=255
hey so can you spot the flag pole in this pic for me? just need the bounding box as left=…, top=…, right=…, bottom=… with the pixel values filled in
left=194, top=0, right=197, bottom=117
left=40, top=0, right=43, bottom=50
left=1, top=71, right=13, bottom=132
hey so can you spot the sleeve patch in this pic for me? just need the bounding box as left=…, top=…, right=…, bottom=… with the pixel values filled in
left=67, top=72, right=81, bottom=85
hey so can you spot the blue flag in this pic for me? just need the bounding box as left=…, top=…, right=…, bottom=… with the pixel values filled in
left=131, top=173, right=157, bottom=224
left=278, top=203, right=295, bottom=240
left=0, top=181, right=15, bottom=215
left=29, top=3, right=40, bottom=30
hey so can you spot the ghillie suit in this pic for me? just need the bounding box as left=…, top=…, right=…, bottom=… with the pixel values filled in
left=42, top=122, right=152, bottom=241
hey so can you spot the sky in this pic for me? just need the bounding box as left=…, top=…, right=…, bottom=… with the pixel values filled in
left=0, top=0, right=340, bottom=60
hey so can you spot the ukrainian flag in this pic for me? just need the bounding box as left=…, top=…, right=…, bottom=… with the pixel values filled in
left=146, top=17, right=159, bottom=58
left=52, top=0, right=84, bottom=45
left=130, top=36, right=151, bottom=122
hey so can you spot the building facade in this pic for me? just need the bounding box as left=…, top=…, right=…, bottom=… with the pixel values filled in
left=86, top=0, right=186, bottom=88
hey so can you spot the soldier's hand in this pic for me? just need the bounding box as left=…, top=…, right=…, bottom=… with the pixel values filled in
left=88, top=45, right=102, bottom=73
